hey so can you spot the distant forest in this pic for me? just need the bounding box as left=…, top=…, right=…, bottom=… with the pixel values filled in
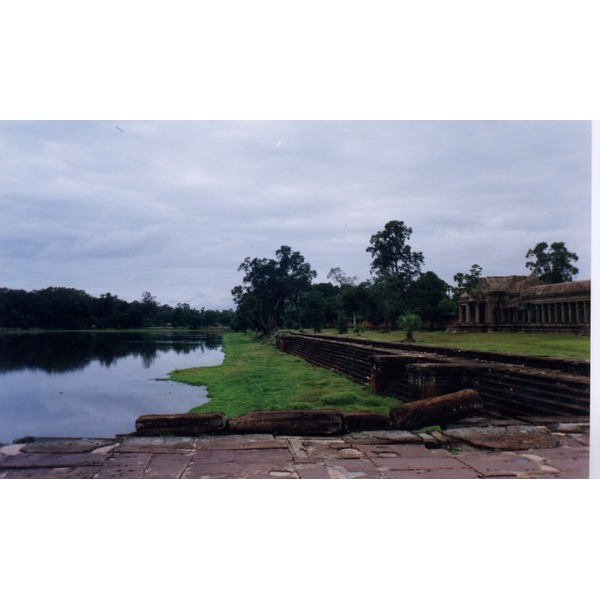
left=0, top=287, right=233, bottom=330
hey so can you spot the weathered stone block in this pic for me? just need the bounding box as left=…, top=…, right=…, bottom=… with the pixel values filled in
left=135, top=412, right=227, bottom=436
left=390, top=389, right=483, bottom=430
left=342, top=411, right=391, bottom=432
left=228, top=410, right=344, bottom=436
left=443, top=425, right=560, bottom=450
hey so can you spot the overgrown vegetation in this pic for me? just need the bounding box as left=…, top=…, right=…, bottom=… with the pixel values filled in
left=169, top=332, right=399, bottom=417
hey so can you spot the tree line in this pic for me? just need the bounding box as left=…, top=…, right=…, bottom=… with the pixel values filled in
left=2, top=223, right=578, bottom=333
left=0, top=287, right=234, bottom=330
left=231, top=220, right=580, bottom=337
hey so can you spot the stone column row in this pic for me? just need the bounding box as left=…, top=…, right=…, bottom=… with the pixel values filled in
left=528, top=300, right=590, bottom=324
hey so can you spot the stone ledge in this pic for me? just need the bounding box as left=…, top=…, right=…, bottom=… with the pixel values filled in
left=134, top=390, right=485, bottom=437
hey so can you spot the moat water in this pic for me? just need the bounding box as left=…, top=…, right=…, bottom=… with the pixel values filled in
left=0, top=331, right=223, bottom=443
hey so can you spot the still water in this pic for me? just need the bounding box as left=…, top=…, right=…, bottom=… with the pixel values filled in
left=0, top=331, right=223, bottom=443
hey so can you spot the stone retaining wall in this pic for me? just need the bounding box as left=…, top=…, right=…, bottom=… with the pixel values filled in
left=278, top=333, right=590, bottom=419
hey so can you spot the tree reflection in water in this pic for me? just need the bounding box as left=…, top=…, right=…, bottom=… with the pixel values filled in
left=0, top=331, right=222, bottom=374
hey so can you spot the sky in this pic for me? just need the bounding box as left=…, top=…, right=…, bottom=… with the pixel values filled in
left=0, top=120, right=592, bottom=309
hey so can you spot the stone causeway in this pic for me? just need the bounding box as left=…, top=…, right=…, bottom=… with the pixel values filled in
left=0, top=416, right=589, bottom=479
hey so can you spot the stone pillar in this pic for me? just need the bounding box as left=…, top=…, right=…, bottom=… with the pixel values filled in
left=488, top=300, right=497, bottom=325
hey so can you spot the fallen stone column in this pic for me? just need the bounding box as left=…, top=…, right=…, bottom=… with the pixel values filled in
left=228, top=409, right=344, bottom=435
left=390, top=389, right=483, bottom=430
left=135, top=412, right=227, bottom=436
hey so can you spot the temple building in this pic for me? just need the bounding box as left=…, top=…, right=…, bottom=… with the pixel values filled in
left=457, top=275, right=591, bottom=334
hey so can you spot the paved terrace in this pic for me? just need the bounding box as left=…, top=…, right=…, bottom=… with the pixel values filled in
left=0, top=417, right=589, bottom=479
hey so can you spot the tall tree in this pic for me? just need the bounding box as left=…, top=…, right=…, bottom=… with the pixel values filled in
left=525, top=242, right=579, bottom=284
left=452, top=264, right=482, bottom=298
left=409, top=271, right=452, bottom=328
left=232, top=245, right=316, bottom=337
left=327, top=267, right=364, bottom=331
left=365, top=220, right=424, bottom=328
left=366, top=220, right=425, bottom=285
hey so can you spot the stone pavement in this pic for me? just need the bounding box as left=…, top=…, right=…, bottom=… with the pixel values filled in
left=0, top=417, right=589, bottom=479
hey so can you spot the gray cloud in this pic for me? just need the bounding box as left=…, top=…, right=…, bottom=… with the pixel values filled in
left=1, top=120, right=591, bottom=309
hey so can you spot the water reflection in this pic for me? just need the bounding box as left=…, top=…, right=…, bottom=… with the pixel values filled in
left=0, top=331, right=224, bottom=442
left=0, top=331, right=222, bottom=373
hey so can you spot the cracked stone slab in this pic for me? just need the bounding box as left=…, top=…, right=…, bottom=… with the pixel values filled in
left=381, top=467, right=480, bottom=479
left=2, top=465, right=104, bottom=479
left=344, top=431, right=422, bottom=444
left=322, top=458, right=381, bottom=478
left=93, top=453, right=153, bottom=479
left=536, top=458, right=588, bottom=477
left=18, top=438, right=117, bottom=454
left=352, top=443, right=436, bottom=459
left=301, top=440, right=352, bottom=459
left=370, top=455, right=464, bottom=471
left=117, top=436, right=198, bottom=453
left=442, top=425, right=559, bottom=451
left=191, top=447, right=293, bottom=465
left=195, top=434, right=289, bottom=451
left=295, top=463, right=331, bottom=479
left=325, top=463, right=380, bottom=479
left=183, top=460, right=296, bottom=479
left=455, top=452, right=551, bottom=477
left=142, top=453, right=194, bottom=478
left=517, top=445, right=589, bottom=460
left=1, top=452, right=107, bottom=469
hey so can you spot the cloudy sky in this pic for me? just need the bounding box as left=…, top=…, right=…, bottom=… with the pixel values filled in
left=0, top=120, right=591, bottom=309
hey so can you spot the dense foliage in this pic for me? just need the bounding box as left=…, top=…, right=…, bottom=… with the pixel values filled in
left=230, top=222, right=582, bottom=336
left=231, top=245, right=316, bottom=336
left=0, top=287, right=233, bottom=330
left=525, top=241, right=579, bottom=284
left=231, top=225, right=457, bottom=335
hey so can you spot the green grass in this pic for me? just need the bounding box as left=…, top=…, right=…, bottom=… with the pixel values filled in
left=318, top=329, right=590, bottom=360
left=170, top=328, right=589, bottom=418
left=169, top=332, right=399, bottom=417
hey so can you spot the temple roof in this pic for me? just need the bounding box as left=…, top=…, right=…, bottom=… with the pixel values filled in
left=524, top=279, right=591, bottom=299
left=461, top=275, right=590, bottom=302
left=460, top=275, right=536, bottom=300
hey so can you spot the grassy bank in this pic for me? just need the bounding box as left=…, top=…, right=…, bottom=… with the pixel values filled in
left=319, top=329, right=590, bottom=361
left=169, top=332, right=399, bottom=417
left=170, top=329, right=590, bottom=417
